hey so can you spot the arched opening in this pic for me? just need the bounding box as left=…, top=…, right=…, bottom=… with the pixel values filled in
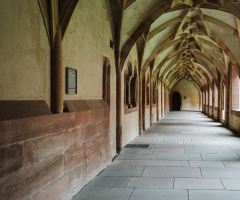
left=171, top=92, right=181, bottom=111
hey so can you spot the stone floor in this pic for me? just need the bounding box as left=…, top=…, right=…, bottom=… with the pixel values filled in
left=72, top=111, right=240, bottom=200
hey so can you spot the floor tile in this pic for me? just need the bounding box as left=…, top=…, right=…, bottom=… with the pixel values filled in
left=125, top=177, right=174, bottom=189
left=122, top=148, right=141, bottom=154
left=154, top=149, right=184, bottom=154
left=99, top=166, right=144, bottom=177
left=189, top=190, right=240, bottom=200
left=129, top=189, right=188, bottom=200
left=223, top=161, right=240, bottom=167
left=184, top=141, right=223, bottom=145
left=156, top=154, right=202, bottom=161
left=201, top=168, right=240, bottom=178
left=138, top=149, right=154, bottom=154
left=189, top=161, right=225, bottom=168
left=174, top=178, right=224, bottom=189
left=72, top=188, right=134, bottom=200
left=221, top=179, right=240, bottom=190
left=115, top=153, right=156, bottom=160
left=141, top=167, right=202, bottom=178
left=201, top=154, right=240, bottom=161
left=86, top=177, right=130, bottom=188
left=136, top=160, right=189, bottom=167
left=152, top=144, right=193, bottom=149
left=112, top=160, right=139, bottom=166
left=185, top=148, right=217, bottom=154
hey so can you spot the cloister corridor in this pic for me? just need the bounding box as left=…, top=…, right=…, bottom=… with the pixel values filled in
left=73, top=111, right=240, bottom=200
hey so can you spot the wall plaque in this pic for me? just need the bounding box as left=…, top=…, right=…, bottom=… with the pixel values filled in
left=66, top=67, right=77, bottom=94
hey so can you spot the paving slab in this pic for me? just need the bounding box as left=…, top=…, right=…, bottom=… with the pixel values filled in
left=129, top=189, right=188, bottom=200
left=223, top=161, right=240, bottom=167
left=156, top=154, right=202, bottom=161
left=185, top=148, right=217, bottom=154
left=99, top=166, right=145, bottom=177
left=189, top=161, right=225, bottom=168
left=174, top=178, right=224, bottom=189
left=136, top=160, right=189, bottom=167
left=142, top=167, right=202, bottom=178
left=154, top=149, right=184, bottom=154
left=115, top=153, right=157, bottom=160
left=86, top=177, right=130, bottom=188
left=201, top=154, right=240, bottom=161
left=221, top=179, right=240, bottom=190
left=112, top=160, right=139, bottom=166
left=72, top=188, right=134, bottom=200
left=125, top=177, right=174, bottom=189
left=201, top=168, right=240, bottom=178
left=189, top=190, right=240, bottom=200
left=152, top=144, right=193, bottom=149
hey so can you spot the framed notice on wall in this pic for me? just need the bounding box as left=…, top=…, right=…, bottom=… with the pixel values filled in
left=66, top=67, right=77, bottom=94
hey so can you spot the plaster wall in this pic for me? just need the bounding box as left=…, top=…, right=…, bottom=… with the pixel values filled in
left=229, top=66, right=240, bottom=132
left=152, top=106, right=157, bottom=123
left=121, top=44, right=139, bottom=146
left=0, top=0, right=50, bottom=106
left=172, top=79, right=200, bottom=110
left=145, top=108, right=150, bottom=129
left=123, top=111, right=139, bottom=145
left=63, top=0, right=116, bottom=155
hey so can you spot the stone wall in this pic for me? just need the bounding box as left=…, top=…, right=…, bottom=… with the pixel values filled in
left=0, top=100, right=112, bottom=200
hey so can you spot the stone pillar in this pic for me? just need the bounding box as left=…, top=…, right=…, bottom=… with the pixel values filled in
left=116, top=69, right=122, bottom=154
left=126, top=78, right=132, bottom=108
left=208, top=84, right=211, bottom=117
left=156, top=87, right=159, bottom=121
left=205, top=86, right=208, bottom=114
left=51, top=26, right=63, bottom=113
left=150, top=82, right=153, bottom=126
left=138, top=76, right=143, bottom=135
left=212, top=81, right=215, bottom=118
left=161, top=83, right=164, bottom=117
left=225, top=63, right=231, bottom=127
left=199, top=91, right=202, bottom=111
left=103, top=61, right=108, bottom=102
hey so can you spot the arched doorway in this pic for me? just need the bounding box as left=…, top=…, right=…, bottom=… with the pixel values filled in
left=171, top=92, right=181, bottom=111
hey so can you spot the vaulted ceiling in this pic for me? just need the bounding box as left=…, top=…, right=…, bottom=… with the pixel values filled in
left=106, top=0, right=240, bottom=91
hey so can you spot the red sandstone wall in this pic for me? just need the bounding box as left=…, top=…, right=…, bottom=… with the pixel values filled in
left=0, top=100, right=112, bottom=200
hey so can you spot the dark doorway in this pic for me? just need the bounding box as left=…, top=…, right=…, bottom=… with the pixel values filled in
left=172, top=92, right=181, bottom=111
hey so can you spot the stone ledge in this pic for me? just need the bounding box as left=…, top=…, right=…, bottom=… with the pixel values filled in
left=125, top=106, right=138, bottom=114
left=231, top=109, right=240, bottom=117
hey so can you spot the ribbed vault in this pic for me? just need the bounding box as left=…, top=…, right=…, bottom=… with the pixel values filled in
left=107, top=0, right=240, bottom=93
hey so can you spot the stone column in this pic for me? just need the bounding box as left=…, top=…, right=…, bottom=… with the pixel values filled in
left=208, top=84, right=211, bottom=117
left=150, top=81, right=153, bottom=126
left=51, top=26, right=63, bottom=113
left=225, top=63, right=231, bottom=127
left=103, top=62, right=108, bottom=102
left=126, top=78, right=132, bottom=108
left=205, top=86, right=208, bottom=114
left=212, top=81, right=215, bottom=118
left=116, top=69, right=122, bottom=154
left=138, top=76, right=143, bottom=135
left=156, top=87, right=159, bottom=121
left=161, top=83, right=164, bottom=117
